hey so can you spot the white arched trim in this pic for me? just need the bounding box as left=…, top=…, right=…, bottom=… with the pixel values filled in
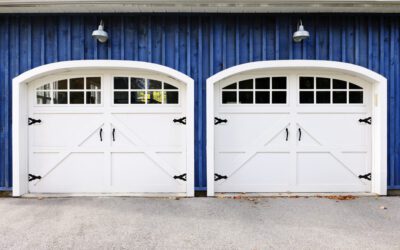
left=206, top=60, right=387, bottom=196
left=13, top=60, right=195, bottom=197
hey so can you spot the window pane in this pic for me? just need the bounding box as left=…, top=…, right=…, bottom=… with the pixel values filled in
left=114, top=77, right=129, bottom=89
left=147, top=91, right=162, bottom=104
left=86, top=91, right=101, bottom=104
left=239, top=91, right=253, bottom=103
left=223, top=83, right=237, bottom=89
left=53, top=79, right=67, bottom=90
left=114, top=92, right=129, bottom=104
left=349, top=91, right=363, bottom=103
left=148, top=79, right=162, bottom=89
left=86, top=77, right=101, bottom=90
left=70, top=92, right=84, bottom=104
left=256, top=78, right=269, bottom=89
left=333, top=79, right=347, bottom=89
left=349, top=83, right=362, bottom=89
left=300, top=91, right=314, bottom=103
left=37, top=83, right=50, bottom=90
left=316, top=91, right=330, bottom=103
left=164, top=91, right=179, bottom=104
left=70, top=78, right=84, bottom=89
left=53, top=91, right=68, bottom=104
left=272, top=91, right=286, bottom=103
left=239, top=79, right=253, bottom=89
left=131, top=78, right=145, bottom=89
left=131, top=91, right=146, bottom=104
left=333, top=91, right=347, bottom=103
left=37, top=91, right=51, bottom=104
left=222, top=92, right=237, bottom=104
left=272, top=77, right=286, bottom=89
left=316, top=77, right=330, bottom=89
left=300, top=77, right=314, bottom=89
left=255, top=91, right=270, bottom=103
left=164, top=83, right=178, bottom=89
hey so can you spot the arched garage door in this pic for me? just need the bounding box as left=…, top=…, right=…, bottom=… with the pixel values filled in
left=13, top=61, right=194, bottom=196
left=207, top=61, right=387, bottom=195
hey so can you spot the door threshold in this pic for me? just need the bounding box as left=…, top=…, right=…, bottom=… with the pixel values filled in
left=214, top=192, right=379, bottom=197
left=22, top=192, right=188, bottom=198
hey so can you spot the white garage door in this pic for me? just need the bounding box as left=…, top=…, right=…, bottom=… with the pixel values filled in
left=214, top=71, right=372, bottom=193
left=28, top=71, right=189, bottom=194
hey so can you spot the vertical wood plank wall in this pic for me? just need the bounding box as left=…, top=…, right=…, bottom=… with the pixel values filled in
left=0, top=14, right=399, bottom=191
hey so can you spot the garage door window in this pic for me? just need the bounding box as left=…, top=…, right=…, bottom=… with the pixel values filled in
left=222, top=77, right=287, bottom=104
left=36, top=77, right=101, bottom=105
left=299, top=77, right=363, bottom=104
left=113, top=77, right=179, bottom=104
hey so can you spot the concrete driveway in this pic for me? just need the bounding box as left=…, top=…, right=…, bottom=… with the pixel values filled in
left=0, top=195, right=399, bottom=249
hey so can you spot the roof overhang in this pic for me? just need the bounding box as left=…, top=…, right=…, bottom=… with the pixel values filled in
left=1, top=0, right=400, bottom=13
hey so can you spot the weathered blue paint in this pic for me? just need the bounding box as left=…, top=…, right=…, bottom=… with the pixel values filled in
left=0, top=14, right=400, bottom=191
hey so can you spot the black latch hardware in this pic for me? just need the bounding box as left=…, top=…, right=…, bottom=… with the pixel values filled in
left=214, top=173, right=228, bottom=181
left=359, top=117, right=371, bottom=125
left=173, top=117, right=186, bottom=125
left=28, top=174, right=42, bottom=182
left=173, top=173, right=187, bottom=181
left=358, top=173, right=371, bottom=181
left=28, top=117, right=41, bottom=126
left=214, top=117, right=227, bottom=125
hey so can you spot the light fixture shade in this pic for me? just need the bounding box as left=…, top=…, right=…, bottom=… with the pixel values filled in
left=293, top=22, right=309, bottom=42
left=92, top=20, right=108, bottom=43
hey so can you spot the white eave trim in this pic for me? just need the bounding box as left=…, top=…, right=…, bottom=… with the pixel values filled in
left=2, top=0, right=400, bottom=13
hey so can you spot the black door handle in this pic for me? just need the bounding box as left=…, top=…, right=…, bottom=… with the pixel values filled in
left=99, top=128, right=103, bottom=141
left=298, top=128, right=302, bottom=141
left=285, top=128, right=289, bottom=141
left=112, top=128, right=116, bottom=141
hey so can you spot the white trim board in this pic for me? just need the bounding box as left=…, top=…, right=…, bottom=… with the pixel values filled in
left=206, top=60, right=387, bottom=196
left=13, top=60, right=195, bottom=197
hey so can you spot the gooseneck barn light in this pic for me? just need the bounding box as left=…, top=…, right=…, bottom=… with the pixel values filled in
left=293, top=20, right=309, bottom=43
left=92, top=20, right=108, bottom=43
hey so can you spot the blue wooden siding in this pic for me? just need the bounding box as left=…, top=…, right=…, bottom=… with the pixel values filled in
left=0, top=14, right=400, bottom=191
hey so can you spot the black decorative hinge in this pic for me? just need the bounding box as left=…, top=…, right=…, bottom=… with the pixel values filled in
left=28, top=174, right=42, bottom=182
left=359, top=117, right=371, bottom=125
left=214, top=173, right=228, bottom=181
left=358, top=173, right=371, bottom=181
left=28, top=117, right=42, bottom=126
left=173, top=117, right=186, bottom=125
left=173, top=173, right=187, bottom=181
left=214, top=117, right=227, bottom=125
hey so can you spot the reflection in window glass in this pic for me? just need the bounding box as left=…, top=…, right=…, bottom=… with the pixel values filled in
left=37, top=83, right=51, bottom=90
left=114, top=77, right=129, bottom=89
left=300, top=77, right=314, bottom=89
left=316, top=91, right=330, bottom=103
left=86, top=77, right=101, bottom=90
left=333, top=79, right=347, bottom=89
left=148, top=79, right=162, bottom=89
left=256, top=92, right=269, bottom=103
left=222, top=92, right=237, bottom=104
left=70, top=92, right=84, bottom=104
left=131, top=91, right=146, bottom=104
left=86, top=91, right=101, bottom=104
left=256, top=78, right=269, bottom=89
left=300, top=91, right=314, bottom=104
left=54, top=91, right=68, bottom=104
left=147, top=91, right=162, bottom=104
left=131, top=78, right=145, bottom=89
left=223, top=83, right=237, bottom=89
left=272, top=77, right=286, bottom=89
left=239, top=91, right=253, bottom=103
left=164, top=91, right=179, bottom=104
left=70, top=78, right=84, bottom=89
left=114, top=92, right=129, bottom=104
left=53, top=80, right=67, bottom=90
left=37, top=91, right=51, bottom=104
left=239, top=79, right=253, bottom=89
left=333, top=91, right=347, bottom=103
left=316, top=77, right=330, bottom=89
left=349, top=91, right=363, bottom=103
left=164, top=83, right=178, bottom=89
